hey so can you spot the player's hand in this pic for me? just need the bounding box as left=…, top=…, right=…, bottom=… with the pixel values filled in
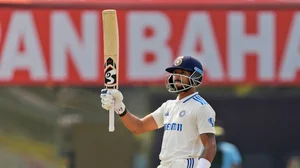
left=100, top=89, right=126, bottom=115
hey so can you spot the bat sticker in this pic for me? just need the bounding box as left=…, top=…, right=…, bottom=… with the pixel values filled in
left=104, top=57, right=117, bottom=89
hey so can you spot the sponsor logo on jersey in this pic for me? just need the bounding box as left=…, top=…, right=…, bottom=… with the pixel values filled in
left=208, top=117, right=215, bottom=127
left=164, top=123, right=183, bottom=131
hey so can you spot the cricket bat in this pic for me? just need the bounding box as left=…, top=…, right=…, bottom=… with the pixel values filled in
left=102, top=9, right=119, bottom=132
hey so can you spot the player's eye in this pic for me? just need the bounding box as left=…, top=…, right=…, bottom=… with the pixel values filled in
left=181, top=71, right=189, bottom=75
left=173, top=70, right=185, bottom=75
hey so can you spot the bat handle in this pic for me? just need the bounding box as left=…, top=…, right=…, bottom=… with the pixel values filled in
left=109, top=107, right=115, bottom=132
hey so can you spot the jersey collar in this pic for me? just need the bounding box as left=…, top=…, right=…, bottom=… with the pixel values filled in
left=176, top=92, right=199, bottom=103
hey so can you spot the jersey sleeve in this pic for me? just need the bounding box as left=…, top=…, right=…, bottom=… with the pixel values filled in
left=196, top=105, right=216, bottom=135
left=151, top=102, right=166, bottom=129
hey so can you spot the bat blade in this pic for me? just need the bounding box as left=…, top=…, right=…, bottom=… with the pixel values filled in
left=102, top=9, right=119, bottom=132
left=103, top=9, right=119, bottom=89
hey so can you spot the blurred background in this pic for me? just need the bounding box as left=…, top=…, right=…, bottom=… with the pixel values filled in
left=0, top=0, right=299, bottom=168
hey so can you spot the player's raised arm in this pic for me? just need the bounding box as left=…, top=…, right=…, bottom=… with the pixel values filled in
left=119, top=111, right=159, bottom=135
left=100, top=89, right=159, bottom=135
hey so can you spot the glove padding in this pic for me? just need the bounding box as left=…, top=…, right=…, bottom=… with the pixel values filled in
left=100, top=89, right=126, bottom=115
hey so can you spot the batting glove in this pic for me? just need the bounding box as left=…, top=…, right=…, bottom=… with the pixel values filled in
left=100, top=89, right=126, bottom=115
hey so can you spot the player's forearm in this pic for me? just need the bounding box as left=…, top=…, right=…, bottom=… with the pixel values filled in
left=200, top=144, right=216, bottom=163
left=119, top=109, right=143, bottom=135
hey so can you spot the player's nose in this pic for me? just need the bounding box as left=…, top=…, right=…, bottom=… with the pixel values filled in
left=173, top=75, right=181, bottom=82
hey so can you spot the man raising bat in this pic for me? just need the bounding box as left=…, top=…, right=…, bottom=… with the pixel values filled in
left=101, top=56, right=217, bottom=168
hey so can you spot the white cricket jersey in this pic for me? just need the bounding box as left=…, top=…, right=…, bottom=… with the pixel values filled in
left=152, top=92, right=216, bottom=164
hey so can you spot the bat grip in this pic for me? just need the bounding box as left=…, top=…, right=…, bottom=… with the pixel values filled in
left=109, top=107, right=115, bottom=132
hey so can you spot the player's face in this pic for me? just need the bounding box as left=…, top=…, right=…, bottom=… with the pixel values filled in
left=172, top=69, right=192, bottom=88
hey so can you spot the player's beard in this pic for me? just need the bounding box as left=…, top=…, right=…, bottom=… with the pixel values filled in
left=180, top=87, right=192, bottom=93
left=174, top=81, right=192, bottom=93
left=174, top=81, right=184, bottom=90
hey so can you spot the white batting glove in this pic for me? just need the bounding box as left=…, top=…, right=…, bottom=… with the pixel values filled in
left=100, top=89, right=126, bottom=115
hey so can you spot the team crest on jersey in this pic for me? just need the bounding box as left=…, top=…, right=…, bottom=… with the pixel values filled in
left=174, top=56, right=184, bottom=66
left=179, top=110, right=186, bottom=117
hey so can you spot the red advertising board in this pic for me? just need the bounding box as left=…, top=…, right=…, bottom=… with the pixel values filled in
left=1, top=0, right=299, bottom=5
left=0, top=8, right=299, bottom=86
left=32, top=0, right=299, bottom=4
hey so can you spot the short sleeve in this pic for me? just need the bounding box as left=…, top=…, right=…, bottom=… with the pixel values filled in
left=196, top=105, right=216, bottom=135
left=151, top=102, right=166, bottom=129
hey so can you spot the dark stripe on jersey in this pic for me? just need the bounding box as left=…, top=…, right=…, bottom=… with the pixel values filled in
left=191, top=158, right=194, bottom=168
left=183, top=94, right=208, bottom=105
left=186, top=158, right=194, bottom=168
left=193, top=95, right=208, bottom=105
left=183, top=96, right=195, bottom=103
